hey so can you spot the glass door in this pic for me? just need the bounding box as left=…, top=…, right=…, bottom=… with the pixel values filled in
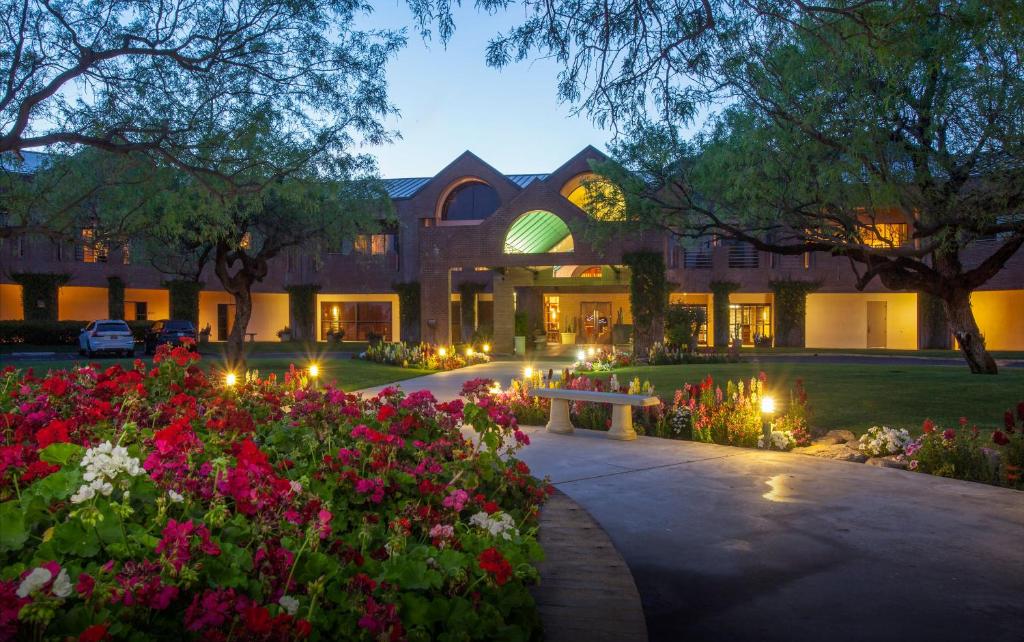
left=580, top=301, right=612, bottom=344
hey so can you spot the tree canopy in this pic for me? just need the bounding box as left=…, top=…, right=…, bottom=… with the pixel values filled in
left=490, top=0, right=1024, bottom=373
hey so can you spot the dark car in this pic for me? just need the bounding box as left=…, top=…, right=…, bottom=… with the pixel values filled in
left=144, top=320, right=198, bottom=355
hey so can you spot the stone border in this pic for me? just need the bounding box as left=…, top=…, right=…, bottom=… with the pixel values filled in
left=530, top=490, right=647, bottom=642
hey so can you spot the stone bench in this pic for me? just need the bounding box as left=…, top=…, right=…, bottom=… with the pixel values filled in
left=529, top=388, right=660, bottom=441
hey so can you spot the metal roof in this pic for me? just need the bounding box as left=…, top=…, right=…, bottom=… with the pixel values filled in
left=382, top=177, right=431, bottom=199
left=504, top=210, right=573, bottom=254
left=506, top=173, right=549, bottom=188
left=1, top=150, right=49, bottom=174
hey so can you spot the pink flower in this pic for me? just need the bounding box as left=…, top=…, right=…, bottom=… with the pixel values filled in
left=317, top=510, right=333, bottom=539
left=442, top=489, right=469, bottom=512
left=429, top=523, right=454, bottom=540
left=355, top=478, right=385, bottom=503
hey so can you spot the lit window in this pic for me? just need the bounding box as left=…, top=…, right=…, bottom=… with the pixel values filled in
left=239, top=232, right=252, bottom=249
left=77, top=228, right=108, bottom=263
left=354, top=234, right=393, bottom=255
left=563, top=173, right=625, bottom=221
left=578, top=267, right=602, bottom=278
left=863, top=223, right=907, bottom=248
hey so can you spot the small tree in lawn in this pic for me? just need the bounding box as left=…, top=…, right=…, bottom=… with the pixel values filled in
left=488, top=1, right=1024, bottom=374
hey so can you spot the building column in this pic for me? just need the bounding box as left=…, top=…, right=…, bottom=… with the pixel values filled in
left=493, top=273, right=515, bottom=353
left=420, top=268, right=451, bottom=345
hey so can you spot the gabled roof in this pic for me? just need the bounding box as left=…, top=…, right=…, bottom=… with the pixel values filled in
left=382, top=177, right=431, bottom=199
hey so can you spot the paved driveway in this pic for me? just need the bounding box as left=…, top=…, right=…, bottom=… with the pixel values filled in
left=360, top=363, right=1024, bottom=642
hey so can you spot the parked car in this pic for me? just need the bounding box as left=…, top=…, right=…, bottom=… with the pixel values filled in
left=144, top=320, right=197, bottom=355
left=79, top=320, right=136, bottom=357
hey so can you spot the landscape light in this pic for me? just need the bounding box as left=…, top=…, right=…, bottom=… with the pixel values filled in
left=309, top=364, right=320, bottom=379
left=465, top=347, right=474, bottom=357
left=576, top=349, right=586, bottom=362
left=224, top=372, right=237, bottom=388
left=482, top=343, right=491, bottom=353
left=760, top=395, right=776, bottom=415
left=587, top=346, right=596, bottom=357
left=524, top=366, right=533, bottom=379
left=438, top=347, right=447, bottom=357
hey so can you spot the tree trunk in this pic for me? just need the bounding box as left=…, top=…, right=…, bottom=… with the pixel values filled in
left=942, top=289, right=997, bottom=374
left=226, top=287, right=254, bottom=366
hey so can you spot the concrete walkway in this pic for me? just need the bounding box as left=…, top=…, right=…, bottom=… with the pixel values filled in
left=359, top=365, right=1024, bottom=642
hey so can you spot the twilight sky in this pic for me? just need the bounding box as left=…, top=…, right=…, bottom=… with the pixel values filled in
left=363, top=3, right=613, bottom=179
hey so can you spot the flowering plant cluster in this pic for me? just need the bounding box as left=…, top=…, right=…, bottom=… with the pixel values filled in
left=647, top=342, right=741, bottom=366
left=900, top=406, right=1024, bottom=489
left=572, top=348, right=634, bottom=372
left=362, top=341, right=490, bottom=371
left=0, top=344, right=549, bottom=640
left=858, top=425, right=913, bottom=457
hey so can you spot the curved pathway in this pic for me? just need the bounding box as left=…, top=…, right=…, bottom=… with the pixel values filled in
left=360, top=363, right=1024, bottom=642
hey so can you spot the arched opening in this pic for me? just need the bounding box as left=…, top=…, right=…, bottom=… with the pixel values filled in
left=504, top=210, right=574, bottom=254
left=560, top=172, right=626, bottom=221
left=439, top=179, right=500, bottom=221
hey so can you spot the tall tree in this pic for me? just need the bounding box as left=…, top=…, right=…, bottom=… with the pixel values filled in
left=488, top=1, right=1024, bottom=373
left=0, top=0, right=418, bottom=193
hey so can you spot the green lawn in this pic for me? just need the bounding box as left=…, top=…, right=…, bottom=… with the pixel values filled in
left=738, top=347, right=1024, bottom=359
left=0, top=354, right=431, bottom=391
left=593, top=362, right=1023, bottom=434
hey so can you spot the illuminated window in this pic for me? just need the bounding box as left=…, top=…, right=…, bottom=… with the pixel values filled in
left=504, top=210, right=574, bottom=254
left=578, top=267, right=602, bottom=278
left=863, top=223, right=907, bottom=248
left=729, top=304, right=772, bottom=346
left=353, top=234, right=394, bottom=255
left=239, top=232, right=252, bottom=249
left=320, top=301, right=392, bottom=340
left=77, top=228, right=108, bottom=263
left=562, top=173, right=625, bottom=221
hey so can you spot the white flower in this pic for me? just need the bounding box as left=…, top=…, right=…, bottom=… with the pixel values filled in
left=71, top=441, right=144, bottom=504
left=468, top=512, right=519, bottom=540
left=858, top=426, right=911, bottom=456
left=278, top=595, right=299, bottom=616
left=51, top=569, right=73, bottom=598
left=289, top=481, right=303, bottom=494
left=168, top=490, right=185, bottom=503
left=16, top=567, right=53, bottom=598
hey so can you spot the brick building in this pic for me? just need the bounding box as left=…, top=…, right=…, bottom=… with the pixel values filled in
left=2, top=147, right=1022, bottom=351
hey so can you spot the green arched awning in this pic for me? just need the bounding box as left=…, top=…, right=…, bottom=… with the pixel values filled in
left=504, top=210, right=574, bottom=254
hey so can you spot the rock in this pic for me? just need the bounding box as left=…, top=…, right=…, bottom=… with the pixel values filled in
left=792, top=443, right=869, bottom=463
left=824, top=429, right=857, bottom=444
left=866, top=456, right=908, bottom=470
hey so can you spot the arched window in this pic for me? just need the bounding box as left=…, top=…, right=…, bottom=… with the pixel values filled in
left=504, top=211, right=574, bottom=254
left=561, top=172, right=626, bottom=221
left=441, top=181, right=500, bottom=221
left=576, top=266, right=603, bottom=278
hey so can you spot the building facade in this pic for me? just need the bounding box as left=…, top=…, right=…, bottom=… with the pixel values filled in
left=2, top=147, right=1022, bottom=350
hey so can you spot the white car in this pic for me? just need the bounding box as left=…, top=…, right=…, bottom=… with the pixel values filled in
left=79, top=320, right=136, bottom=357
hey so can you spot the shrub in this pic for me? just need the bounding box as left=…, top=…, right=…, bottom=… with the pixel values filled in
left=0, top=346, right=548, bottom=640
left=647, top=342, right=740, bottom=365
left=902, top=412, right=1024, bottom=488
left=664, top=304, right=706, bottom=350
left=572, top=347, right=634, bottom=371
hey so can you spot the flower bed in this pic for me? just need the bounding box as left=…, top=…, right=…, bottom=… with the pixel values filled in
left=362, top=341, right=490, bottom=371
left=646, top=342, right=741, bottom=366
left=571, top=348, right=635, bottom=372
left=0, top=345, right=549, bottom=640
left=894, top=408, right=1024, bottom=489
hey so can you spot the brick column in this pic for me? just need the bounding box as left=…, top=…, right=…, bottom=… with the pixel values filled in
left=493, top=273, right=515, bottom=353
left=420, top=268, right=451, bottom=345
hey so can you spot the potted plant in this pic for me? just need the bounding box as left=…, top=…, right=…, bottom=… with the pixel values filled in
left=199, top=323, right=212, bottom=345
left=326, top=327, right=345, bottom=345
left=560, top=317, right=577, bottom=345
left=277, top=326, right=292, bottom=342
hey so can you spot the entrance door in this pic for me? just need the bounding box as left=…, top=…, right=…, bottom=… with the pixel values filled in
left=581, top=302, right=612, bottom=344
left=217, top=303, right=236, bottom=341
left=866, top=301, right=887, bottom=348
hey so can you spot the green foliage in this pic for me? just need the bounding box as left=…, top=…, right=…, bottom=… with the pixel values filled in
left=106, top=276, right=126, bottom=320
left=166, top=280, right=202, bottom=325
left=10, top=273, right=69, bottom=321
left=622, top=251, right=668, bottom=354
left=284, top=284, right=320, bottom=342
left=709, top=281, right=739, bottom=347
left=392, top=281, right=421, bottom=343
left=514, top=311, right=529, bottom=336
left=769, top=280, right=819, bottom=348
left=664, top=303, right=706, bottom=349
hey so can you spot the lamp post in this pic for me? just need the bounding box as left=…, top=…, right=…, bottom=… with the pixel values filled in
left=308, top=363, right=320, bottom=388
left=760, top=395, right=776, bottom=448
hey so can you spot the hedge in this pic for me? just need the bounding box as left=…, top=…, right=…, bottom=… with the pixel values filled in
left=0, top=320, right=153, bottom=346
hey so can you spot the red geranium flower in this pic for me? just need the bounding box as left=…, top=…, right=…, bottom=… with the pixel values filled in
left=992, top=431, right=1010, bottom=446
left=477, top=547, right=513, bottom=586
left=922, top=419, right=935, bottom=434
left=78, top=623, right=108, bottom=642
